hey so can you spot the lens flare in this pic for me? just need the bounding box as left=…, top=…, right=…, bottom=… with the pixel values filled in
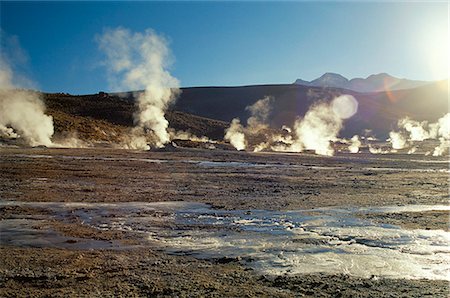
left=331, top=95, right=358, bottom=119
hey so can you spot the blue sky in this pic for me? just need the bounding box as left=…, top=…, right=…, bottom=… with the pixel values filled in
left=1, top=1, right=448, bottom=94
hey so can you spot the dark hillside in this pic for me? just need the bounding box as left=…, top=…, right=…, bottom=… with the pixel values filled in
left=171, top=81, right=447, bottom=138
left=43, top=93, right=228, bottom=142
left=39, top=80, right=448, bottom=143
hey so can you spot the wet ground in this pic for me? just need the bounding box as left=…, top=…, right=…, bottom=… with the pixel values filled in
left=0, top=147, right=449, bottom=297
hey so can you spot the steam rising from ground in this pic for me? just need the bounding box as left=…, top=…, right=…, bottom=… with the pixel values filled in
left=224, top=118, right=247, bottom=150
left=0, top=89, right=54, bottom=146
left=169, top=129, right=216, bottom=144
left=225, top=96, right=273, bottom=151
left=368, top=146, right=391, bottom=155
left=388, top=113, right=450, bottom=156
left=97, top=27, right=180, bottom=149
left=388, top=131, right=408, bottom=150
left=223, top=94, right=446, bottom=157
left=51, top=132, right=90, bottom=148
left=2, top=28, right=446, bottom=157
left=348, top=135, right=362, bottom=153
left=0, top=50, right=54, bottom=146
left=0, top=33, right=88, bottom=148
left=245, top=96, right=273, bottom=133
left=224, top=95, right=358, bottom=156
left=289, top=95, right=358, bottom=156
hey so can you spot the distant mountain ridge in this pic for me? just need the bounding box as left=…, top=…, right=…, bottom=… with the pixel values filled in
left=171, top=80, right=448, bottom=138
left=29, top=79, right=447, bottom=146
left=294, top=73, right=431, bottom=92
left=109, top=79, right=447, bottom=139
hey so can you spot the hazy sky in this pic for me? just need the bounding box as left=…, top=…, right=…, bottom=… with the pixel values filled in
left=1, top=1, right=448, bottom=94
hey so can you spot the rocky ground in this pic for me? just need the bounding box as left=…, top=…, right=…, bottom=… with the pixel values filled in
left=0, top=147, right=449, bottom=297
left=2, top=247, right=447, bottom=298
left=1, top=147, right=448, bottom=210
left=359, top=210, right=449, bottom=231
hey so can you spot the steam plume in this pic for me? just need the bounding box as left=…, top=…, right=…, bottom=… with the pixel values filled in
left=368, top=145, right=390, bottom=154
left=52, top=131, right=89, bottom=148
left=437, top=113, right=450, bottom=139
left=245, top=96, right=273, bottom=133
left=269, top=128, right=299, bottom=152
left=433, top=138, right=450, bottom=156
left=253, top=142, right=269, bottom=152
left=224, top=118, right=246, bottom=150
left=0, top=49, right=54, bottom=146
left=97, top=27, right=180, bottom=149
left=388, top=113, right=450, bottom=155
left=398, top=118, right=436, bottom=141
left=224, top=94, right=358, bottom=155
left=169, top=129, right=216, bottom=143
left=348, top=135, right=361, bottom=153
left=291, top=95, right=358, bottom=156
left=0, top=124, right=19, bottom=139
left=388, top=131, right=408, bottom=150
left=224, top=96, right=273, bottom=150
left=408, top=146, right=418, bottom=154
left=433, top=113, right=450, bottom=156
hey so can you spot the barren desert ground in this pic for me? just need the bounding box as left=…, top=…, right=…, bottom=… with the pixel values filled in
left=0, top=147, right=449, bottom=297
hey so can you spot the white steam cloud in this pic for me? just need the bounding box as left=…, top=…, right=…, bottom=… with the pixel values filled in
left=169, top=129, right=216, bottom=144
left=368, top=145, right=391, bottom=155
left=388, top=113, right=450, bottom=156
left=433, top=138, right=450, bottom=156
left=225, top=96, right=273, bottom=150
left=224, top=118, right=246, bottom=150
left=290, top=95, right=358, bottom=156
left=388, top=131, right=408, bottom=150
left=348, top=135, right=361, bottom=153
left=437, top=113, right=450, bottom=139
left=398, top=118, right=436, bottom=141
left=97, top=27, right=180, bottom=149
left=245, top=96, right=273, bottom=133
left=0, top=46, right=54, bottom=147
left=224, top=94, right=358, bottom=156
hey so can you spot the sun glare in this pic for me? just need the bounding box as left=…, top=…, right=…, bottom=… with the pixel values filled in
left=420, top=24, right=449, bottom=80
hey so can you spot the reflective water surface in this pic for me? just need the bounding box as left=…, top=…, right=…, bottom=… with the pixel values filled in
left=1, top=201, right=449, bottom=280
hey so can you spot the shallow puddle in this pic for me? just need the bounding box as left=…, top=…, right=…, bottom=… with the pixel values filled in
left=0, top=201, right=449, bottom=280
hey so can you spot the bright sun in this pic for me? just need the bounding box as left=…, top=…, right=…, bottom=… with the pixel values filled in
left=420, top=24, right=449, bottom=80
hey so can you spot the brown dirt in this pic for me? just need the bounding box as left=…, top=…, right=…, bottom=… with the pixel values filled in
left=1, top=247, right=447, bottom=298
left=1, top=148, right=447, bottom=211
left=361, top=210, right=449, bottom=231
left=1, top=147, right=449, bottom=297
left=0, top=205, right=53, bottom=219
